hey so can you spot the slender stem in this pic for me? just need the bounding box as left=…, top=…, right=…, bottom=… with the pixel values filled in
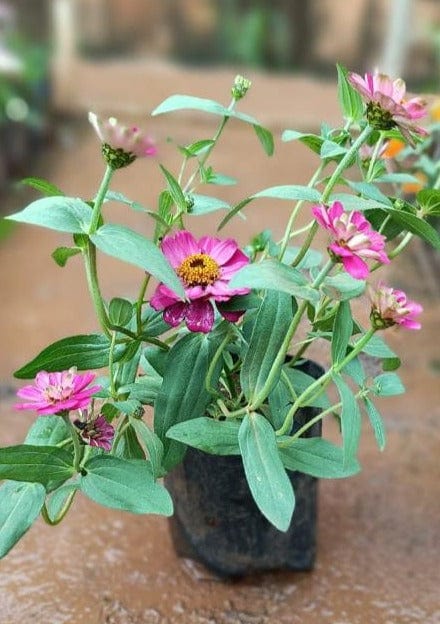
left=365, top=131, right=385, bottom=182
left=279, top=400, right=343, bottom=446
left=89, top=165, right=114, bottom=234
left=62, top=413, right=83, bottom=472
left=108, top=331, right=117, bottom=397
left=136, top=274, right=151, bottom=334
left=249, top=260, right=334, bottom=411
left=205, top=328, right=233, bottom=396
left=291, top=222, right=318, bottom=267
left=84, top=241, right=111, bottom=338
left=41, top=489, right=77, bottom=526
left=276, top=327, right=376, bottom=436
left=278, top=162, right=326, bottom=261
left=321, top=125, right=373, bottom=204
left=388, top=231, right=413, bottom=259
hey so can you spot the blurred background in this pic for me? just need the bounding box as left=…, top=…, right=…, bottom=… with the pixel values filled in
left=0, top=0, right=439, bottom=203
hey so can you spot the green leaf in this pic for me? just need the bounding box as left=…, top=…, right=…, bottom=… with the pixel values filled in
left=51, top=246, right=82, bottom=267
left=320, top=140, right=348, bottom=159
left=417, top=189, right=440, bottom=216
left=253, top=124, right=274, bottom=156
left=91, top=224, right=185, bottom=298
left=384, top=208, right=440, bottom=249
left=361, top=334, right=401, bottom=370
left=14, top=334, right=126, bottom=379
left=218, top=185, right=321, bottom=230
left=159, top=165, right=187, bottom=212
left=154, top=330, right=225, bottom=470
left=279, top=437, right=361, bottom=478
left=252, top=184, right=321, bottom=203
left=152, top=94, right=229, bottom=117
left=363, top=398, right=386, bottom=451
left=120, top=376, right=162, bottom=405
left=108, top=297, right=134, bottom=326
left=331, top=301, right=353, bottom=364
left=0, top=481, right=46, bottom=558
left=80, top=456, right=173, bottom=516
left=372, top=372, right=405, bottom=396
left=20, top=176, right=64, bottom=197
left=166, top=417, right=241, bottom=455
left=322, top=273, right=366, bottom=301
left=181, top=139, right=215, bottom=157
left=24, top=415, right=70, bottom=446
left=229, top=259, right=320, bottom=304
left=333, top=374, right=361, bottom=466
left=281, top=129, right=324, bottom=154
left=129, top=418, right=164, bottom=478
left=336, top=63, right=364, bottom=122
left=0, top=445, right=75, bottom=486
left=113, top=425, right=146, bottom=460
left=6, top=196, right=92, bottom=233
left=190, top=194, right=230, bottom=215
left=239, top=413, right=295, bottom=532
left=241, top=290, right=294, bottom=402
left=348, top=181, right=393, bottom=206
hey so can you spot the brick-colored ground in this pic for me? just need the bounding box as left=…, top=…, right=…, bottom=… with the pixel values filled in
left=0, top=62, right=439, bottom=624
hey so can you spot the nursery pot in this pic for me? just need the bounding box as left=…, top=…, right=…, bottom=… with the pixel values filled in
left=165, top=359, right=323, bottom=577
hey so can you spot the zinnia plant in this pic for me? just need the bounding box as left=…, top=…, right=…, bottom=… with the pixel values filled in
left=1, top=64, right=438, bottom=559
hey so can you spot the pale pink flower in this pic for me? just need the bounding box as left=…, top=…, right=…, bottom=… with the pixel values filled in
left=74, top=414, right=114, bottom=452
left=369, top=283, right=423, bottom=330
left=313, top=201, right=390, bottom=280
left=88, top=112, right=156, bottom=166
left=150, top=231, right=250, bottom=333
left=348, top=71, right=427, bottom=144
left=15, top=368, right=101, bottom=415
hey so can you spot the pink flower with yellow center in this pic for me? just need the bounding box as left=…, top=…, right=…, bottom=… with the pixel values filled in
left=88, top=112, right=156, bottom=169
left=150, top=231, right=250, bottom=333
left=369, top=283, right=422, bottom=330
left=15, top=368, right=101, bottom=415
left=313, top=201, right=390, bottom=280
left=74, top=414, right=114, bottom=452
left=348, top=71, right=427, bottom=144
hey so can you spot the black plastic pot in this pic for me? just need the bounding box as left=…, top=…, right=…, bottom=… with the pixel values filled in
left=165, top=359, right=323, bottom=577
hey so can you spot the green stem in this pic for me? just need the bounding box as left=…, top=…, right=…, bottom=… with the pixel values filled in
left=276, top=327, right=375, bottom=436
left=108, top=331, right=117, bottom=397
left=89, top=165, right=114, bottom=234
left=62, top=413, right=83, bottom=472
left=205, top=328, right=233, bottom=396
left=84, top=241, right=111, bottom=338
left=41, top=489, right=77, bottom=526
left=136, top=274, right=151, bottom=334
left=278, top=162, right=326, bottom=262
left=249, top=260, right=334, bottom=411
left=388, top=231, right=413, bottom=259
left=365, top=131, right=385, bottom=182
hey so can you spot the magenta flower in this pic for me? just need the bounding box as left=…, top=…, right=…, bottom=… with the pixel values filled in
left=15, top=368, right=101, bottom=415
left=348, top=71, right=427, bottom=144
left=74, top=415, right=114, bottom=452
left=88, top=112, right=156, bottom=168
left=313, top=201, right=390, bottom=280
left=150, top=231, right=250, bottom=333
left=369, top=283, right=423, bottom=330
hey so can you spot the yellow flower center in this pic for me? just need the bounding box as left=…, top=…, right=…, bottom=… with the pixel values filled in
left=177, top=253, right=220, bottom=287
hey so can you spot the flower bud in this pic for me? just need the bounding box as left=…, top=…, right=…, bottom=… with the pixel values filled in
left=231, top=75, right=252, bottom=101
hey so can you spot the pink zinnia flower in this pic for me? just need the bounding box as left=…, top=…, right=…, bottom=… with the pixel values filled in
left=348, top=71, right=427, bottom=144
left=88, top=112, right=156, bottom=168
left=369, top=283, right=422, bottom=330
left=15, top=368, right=101, bottom=415
left=150, top=230, right=250, bottom=333
left=313, top=201, right=390, bottom=280
left=74, top=414, right=114, bottom=452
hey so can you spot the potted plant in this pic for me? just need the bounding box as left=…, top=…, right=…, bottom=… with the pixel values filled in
left=1, top=67, right=438, bottom=576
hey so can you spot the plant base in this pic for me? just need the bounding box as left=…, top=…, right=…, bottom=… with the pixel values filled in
left=165, top=360, right=323, bottom=578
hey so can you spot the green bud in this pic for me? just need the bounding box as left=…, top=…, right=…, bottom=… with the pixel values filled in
left=231, top=75, right=252, bottom=101
left=102, top=143, right=136, bottom=170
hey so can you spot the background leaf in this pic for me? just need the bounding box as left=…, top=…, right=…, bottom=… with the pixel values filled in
left=166, top=417, right=241, bottom=455
left=279, top=437, right=361, bottom=478
left=6, top=197, right=92, bottom=233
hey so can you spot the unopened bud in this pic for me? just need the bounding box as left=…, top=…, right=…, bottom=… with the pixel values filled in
left=231, top=75, right=252, bottom=101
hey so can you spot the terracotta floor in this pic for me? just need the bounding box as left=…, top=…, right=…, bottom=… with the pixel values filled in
left=0, top=64, right=439, bottom=624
